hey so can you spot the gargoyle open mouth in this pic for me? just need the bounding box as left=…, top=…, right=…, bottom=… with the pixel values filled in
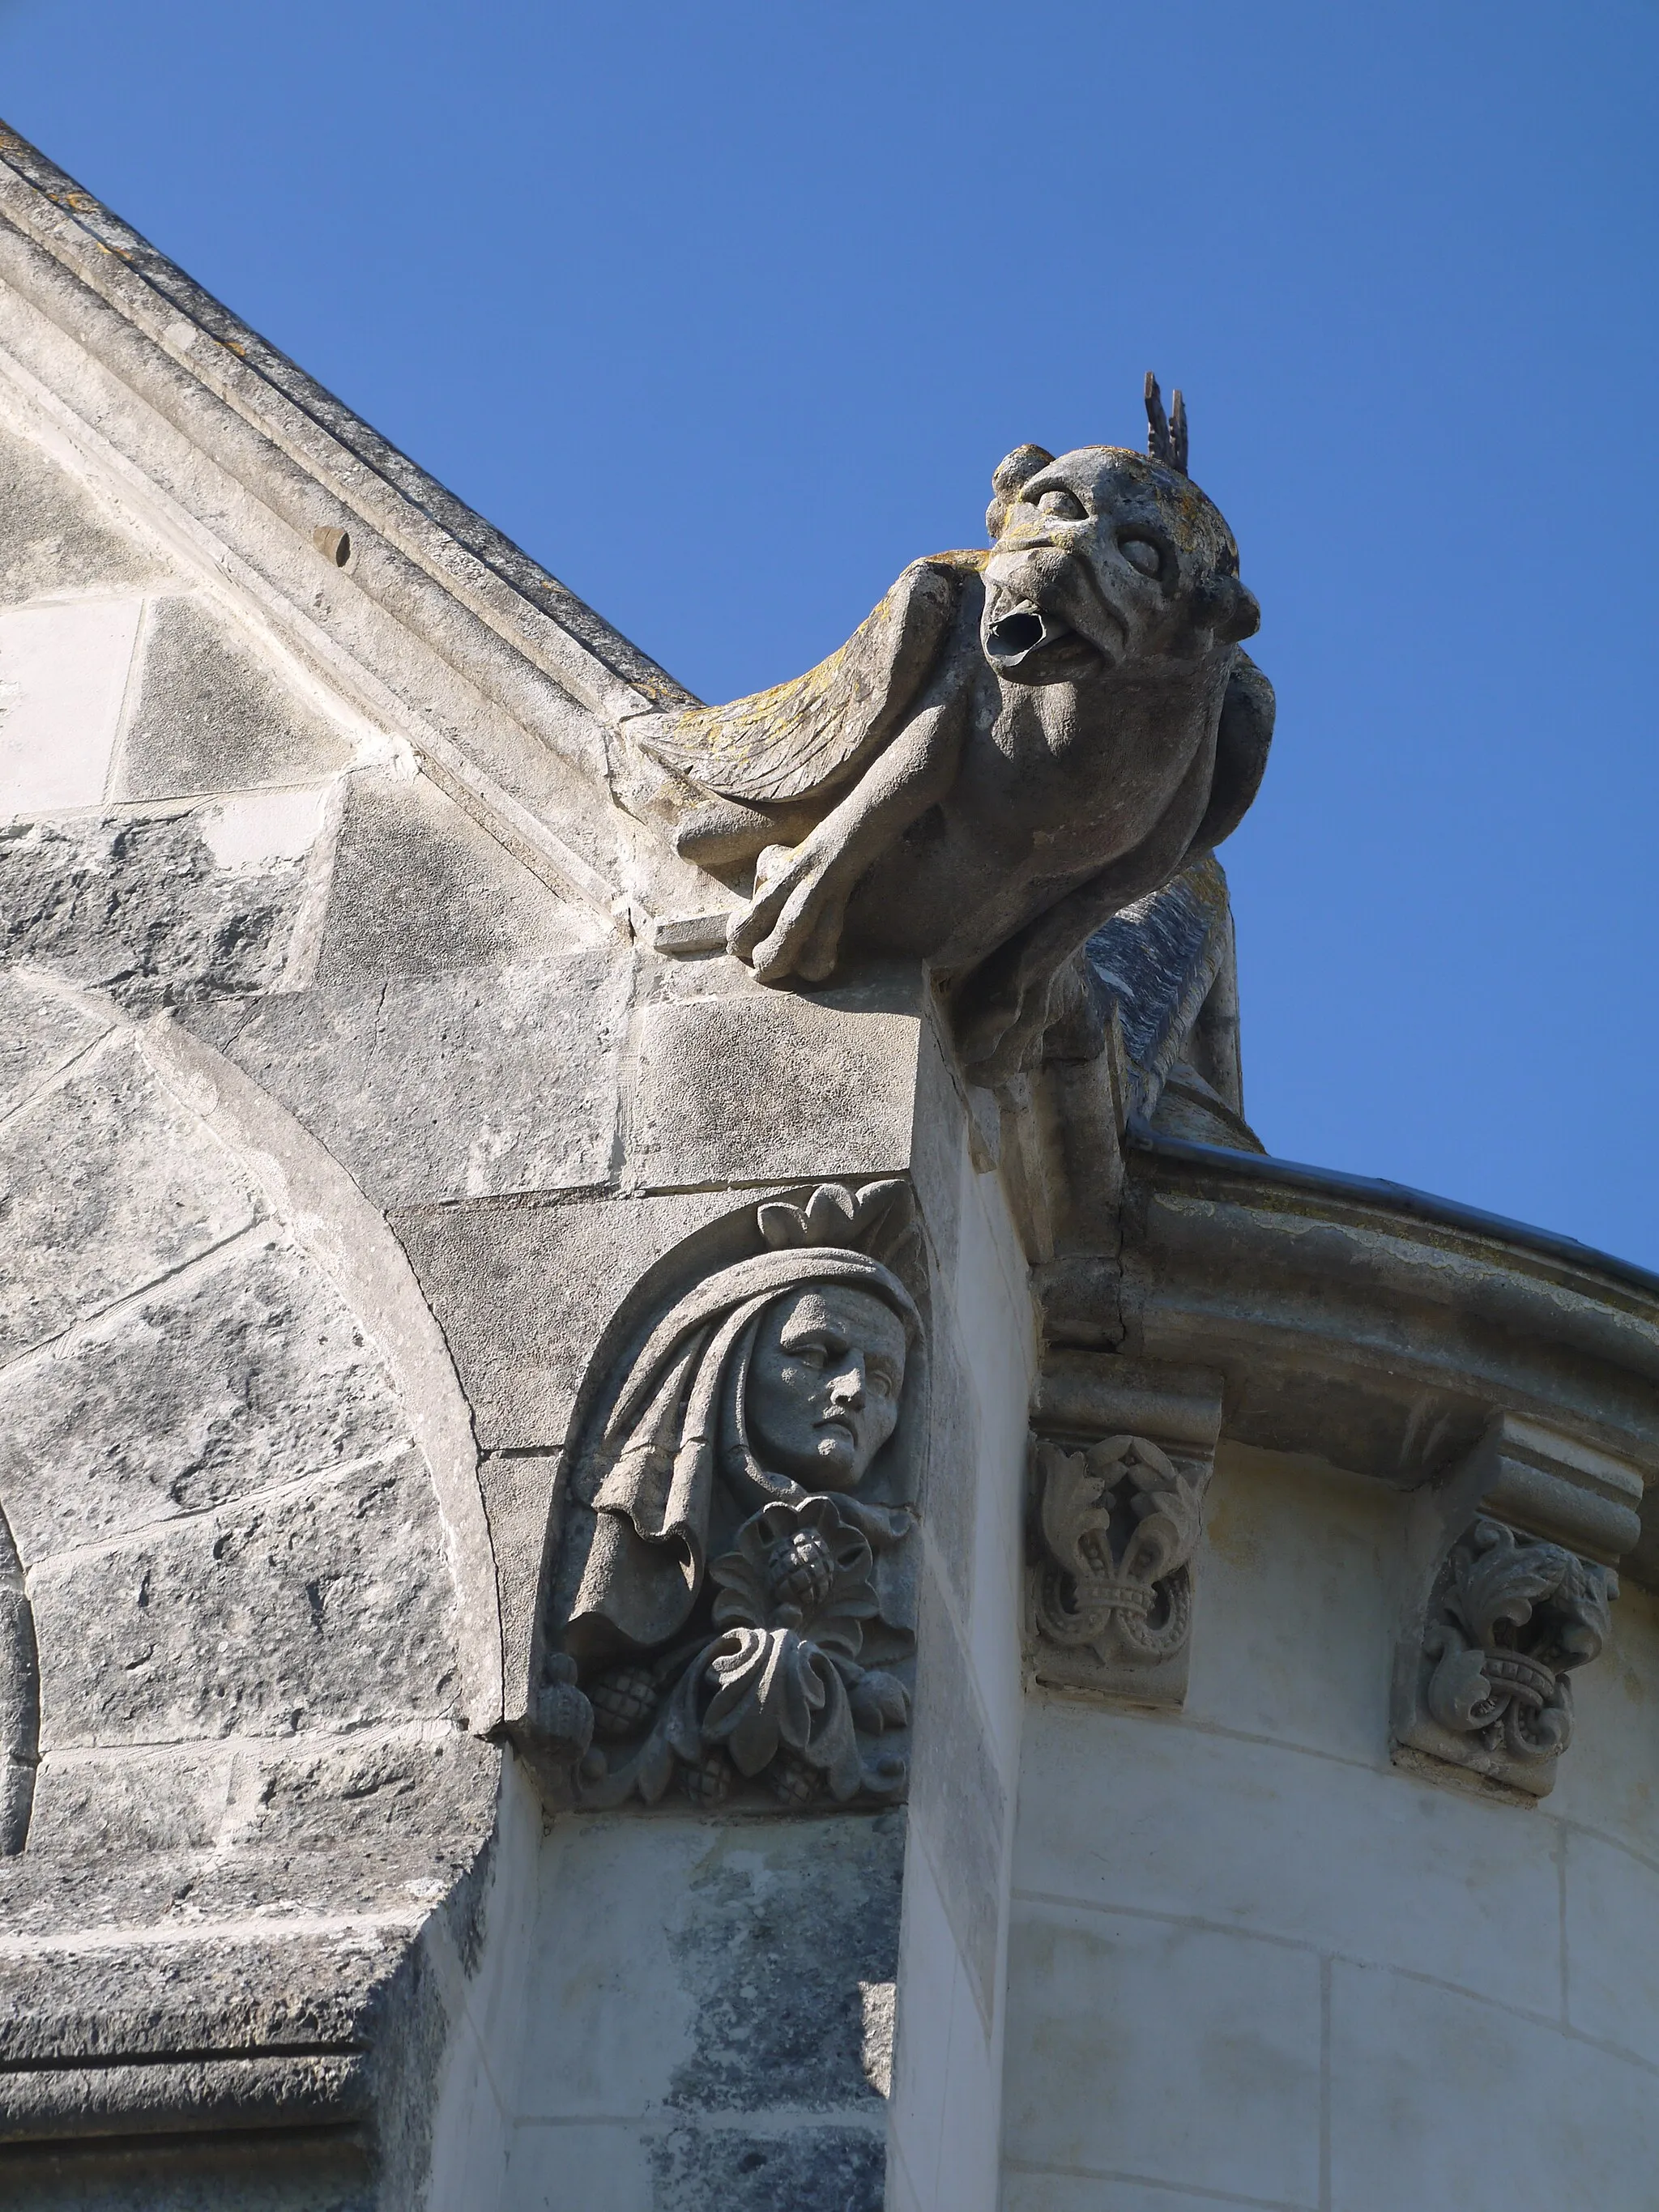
left=984, top=603, right=1070, bottom=667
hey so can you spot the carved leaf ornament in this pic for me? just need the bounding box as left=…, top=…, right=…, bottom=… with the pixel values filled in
left=1422, top=1517, right=1616, bottom=1770
left=1033, top=1434, right=1203, bottom=1665
left=582, top=1489, right=910, bottom=1813
left=757, top=1178, right=914, bottom=1258
left=692, top=1496, right=899, bottom=1801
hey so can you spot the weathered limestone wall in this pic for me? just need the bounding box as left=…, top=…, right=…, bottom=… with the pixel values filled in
left=0, top=366, right=1034, bottom=2206
left=463, top=1802, right=905, bottom=2209
left=0, top=405, right=515, bottom=2205
left=1003, top=1441, right=1659, bottom=2210
left=412, top=1021, right=1034, bottom=2212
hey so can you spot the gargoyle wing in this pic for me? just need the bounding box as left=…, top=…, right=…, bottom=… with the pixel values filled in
left=1185, top=650, right=1275, bottom=857
left=630, top=552, right=977, bottom=806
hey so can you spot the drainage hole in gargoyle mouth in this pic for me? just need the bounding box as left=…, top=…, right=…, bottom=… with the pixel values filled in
left=988, top=612, right=1046, bottom=654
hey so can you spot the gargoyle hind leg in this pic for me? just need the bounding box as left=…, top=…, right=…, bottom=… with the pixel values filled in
left=728, top=688, right=970, bottom=983
left=955, top=715, right=1222, bottom=1082
left=956, top=840, right=1203, bottom=1086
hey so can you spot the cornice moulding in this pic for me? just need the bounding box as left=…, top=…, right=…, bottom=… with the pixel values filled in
left=1067, top=1130, right=1659, bottom=1586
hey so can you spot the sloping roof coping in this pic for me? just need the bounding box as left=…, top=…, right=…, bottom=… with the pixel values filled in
left=0, top=118, right=698, bottom=715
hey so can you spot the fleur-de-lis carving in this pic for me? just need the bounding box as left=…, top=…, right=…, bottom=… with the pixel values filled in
left=1032, top=1434, right=1205, bottom=1666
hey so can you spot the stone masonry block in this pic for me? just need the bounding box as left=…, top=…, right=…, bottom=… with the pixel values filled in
left=0, top=1925, right=406, bottom=2067
left=390, top=1187, right=744, bottom=1448
left=911, top=1554, right=1006, bottom=2027
left=27, top=1745, right=232, bottom=1856
left=0, top=811, right=308, bottom=1012
left=0, top=417, right=165, bottom=608
left=30, top=1448, right=460, bottom=1750
left=0, top=599, right=143, bottom=819
left=19, top=1737, right=496, bottom=1921
left=315, top=770, right=597, bottom=983
left=0, top=1826, right=479, bottom=1948
left=207, top=944, right=632, bottom=1207
left=631, top=988, right=920, bottom=1189
left=520, top=1812, right=902, bottom=2126
left=1327, top=1959, right=1659, bottom=2211
left=113, top=594, right=354, bottom=802
left=0, top=1230, right=408, bottom=1566
left=0, top=1032, right=260, bottom=1366
left=224, top=1729, right=500, bottom=1858
left=1003, top=1902, right=1324, bottom=2206
left=0, top=966, right=108, bottom=1119
left=664, top=1812, right=905, bottom=2116
left=1, top=1754, right=495, bottom=1984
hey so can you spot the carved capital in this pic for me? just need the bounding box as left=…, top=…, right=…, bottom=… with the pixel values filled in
left=1392, top=1413, right=1640, bottom=1799
left=1026, top=1357, right=1223, bottom=1709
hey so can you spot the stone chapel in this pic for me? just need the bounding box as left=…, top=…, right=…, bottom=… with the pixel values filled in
left=3, top=119, right=1658, bottom=2212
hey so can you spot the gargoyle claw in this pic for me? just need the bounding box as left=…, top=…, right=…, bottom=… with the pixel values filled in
left=729, top=842, right=850, bottom=983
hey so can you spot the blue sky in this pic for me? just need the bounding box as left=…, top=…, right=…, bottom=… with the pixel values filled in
left=2, top=2, right=1656, bottom=1262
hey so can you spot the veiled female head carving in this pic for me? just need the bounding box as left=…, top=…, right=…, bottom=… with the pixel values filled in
left=540, top=1180, right=925, bottom=1811
left=561, top=1189, right=919, bottom=1660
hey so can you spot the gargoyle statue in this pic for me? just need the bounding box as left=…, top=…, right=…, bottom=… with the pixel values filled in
left=624, top=376, right=1273, bottom=1083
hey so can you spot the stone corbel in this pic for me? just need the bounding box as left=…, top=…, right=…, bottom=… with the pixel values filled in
left=1026, top=1355, right=1224, bottom=1709
left=1392, top=1413, right=1644, bottom=1799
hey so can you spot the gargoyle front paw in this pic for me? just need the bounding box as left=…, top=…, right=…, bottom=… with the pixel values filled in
left=727, top=842, right=848, bottom=983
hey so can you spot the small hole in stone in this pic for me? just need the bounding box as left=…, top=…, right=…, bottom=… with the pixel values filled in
left=312, top=525, right=352, bottom=568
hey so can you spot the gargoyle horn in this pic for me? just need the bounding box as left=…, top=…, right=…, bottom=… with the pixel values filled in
left=1145, top=372, right=1189, bottom=475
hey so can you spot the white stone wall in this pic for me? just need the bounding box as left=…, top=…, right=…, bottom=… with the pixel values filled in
left=420, top=1040, right=1037, bottom=2212
left=1001, top=1442, right=1659, bottom=2211
left=890, top=1046, right=1035, bottom=2212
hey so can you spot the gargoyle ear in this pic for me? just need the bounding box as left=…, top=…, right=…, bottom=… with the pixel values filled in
left=1183, top=650, right=1275, bottom=858
left=986, top=444, right=1054, bottom=540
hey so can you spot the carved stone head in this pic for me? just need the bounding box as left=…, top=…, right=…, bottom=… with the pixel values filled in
left=981, top=444, right=1260, bottom=682
left=746, top=1282, right=909, bottom=1492
left=560, top=1181, right=920, bottom=1666
left=542, top=1181, right=925, bottom=1811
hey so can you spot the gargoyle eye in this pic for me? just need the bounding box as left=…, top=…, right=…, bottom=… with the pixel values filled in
left=1119, top=535, right=1163, bottom=578
left=1033, top=487, right=1085, bottom=521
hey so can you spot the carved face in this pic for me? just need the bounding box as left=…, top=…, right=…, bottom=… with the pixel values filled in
left=981, top=446, right=1258, bottom=684
left=745, top=1285, right=908, bottom=1491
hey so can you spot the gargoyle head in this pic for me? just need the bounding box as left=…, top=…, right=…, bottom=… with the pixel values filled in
left=981, top=398, right=1259, bottom=683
